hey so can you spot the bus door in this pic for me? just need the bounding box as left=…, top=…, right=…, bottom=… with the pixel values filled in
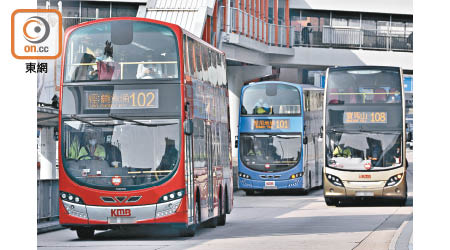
left=303, top=129, right=309, bottom=188
left=314, top=136, right=319, bottom=186
left=205, top=123, right=214, bottom=217
left=185, top=123, right=195, bottom=225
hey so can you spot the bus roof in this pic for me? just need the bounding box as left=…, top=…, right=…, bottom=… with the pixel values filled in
left=63, top=17, right=225, bottom=55
left=246, top=81, right=323, bottom=92
left=327, top=65, right=402, bottom=72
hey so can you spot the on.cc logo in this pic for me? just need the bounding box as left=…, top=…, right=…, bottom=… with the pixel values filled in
left=23, top=16, right=50, bottom=44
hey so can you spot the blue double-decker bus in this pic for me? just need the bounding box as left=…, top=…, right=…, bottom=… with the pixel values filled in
left=237, top=81, right=323, bottom=195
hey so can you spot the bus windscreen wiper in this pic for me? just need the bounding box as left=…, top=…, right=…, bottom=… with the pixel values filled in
left=327, top=128, right=346, bottom=133
left=108, top=114, right=177, bottom=127
left=355, top=129, right=401, bottom=134
left=70, top=115, right=99, bottom=126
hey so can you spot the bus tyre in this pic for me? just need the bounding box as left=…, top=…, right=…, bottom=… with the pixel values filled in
left=298, top=188, right=308, bottom=195
left=204, top=217, right=218, bottom=228
left=76, top=228, right=95, bottom=240
left=181, top=200, right=200, bottom=237
left=325, top=197, right=335, bottom=206
left=180, top=225, right=196, bottom=237
left=320, top=172, right=324, bottom=189
left=245, top=190, right=254, bottom=196
left=218, top=191, right=227, bottom=226
left=397, top=197, right=407, bottom=207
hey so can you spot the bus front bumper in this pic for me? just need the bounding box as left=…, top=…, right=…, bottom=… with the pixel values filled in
left=323, top=177, right=407, bottom=199
left=239, top=176, right=303, bottom=190
left=60, top=198, right=187, bottom=227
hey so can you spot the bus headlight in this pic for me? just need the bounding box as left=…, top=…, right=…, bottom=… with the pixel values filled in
left=60, top=191, right=84, bottom=205
left=238, top=172, right=251, bottom=179
left=156, top=189, right=184, bottom=218
left=158, top=189, right=185, bottom=203
left=326, top=174, right=344, bottom=187
left=385, top=174, right=403, bottom=187
left=156, top=198, right=182, bottom=218
left=290, top=172, right=304, bottom=179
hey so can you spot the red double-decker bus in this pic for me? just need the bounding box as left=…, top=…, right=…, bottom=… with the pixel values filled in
left=58, top=17, right=232, bottom=238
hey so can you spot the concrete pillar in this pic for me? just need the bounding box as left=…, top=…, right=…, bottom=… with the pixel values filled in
left=279, top=67, right=300, bottom=83
left=298, top=68, right=303, bottom=84
left=227, top=65, right=272, bottom=159
left=38, top=127, right=57, bottom=180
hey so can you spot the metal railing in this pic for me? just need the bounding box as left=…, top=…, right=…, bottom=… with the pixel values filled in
left=293, top=25, right=413, bottom=51
left=227, top=7, right=292, bottom=47
left=37, top=179, right=59, bottom=222
left=63, top=17, right=98, bottom=30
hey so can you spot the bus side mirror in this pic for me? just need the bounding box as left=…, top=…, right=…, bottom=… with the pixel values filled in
left=303, top=136, right=308, bottom=145
left=53, top=127, right=59, bottom=141
left=319, top=126, right=323, bottom=139
left=235, top=136, right=238, bottom=148
left=184, top=119, right=193, bottom=136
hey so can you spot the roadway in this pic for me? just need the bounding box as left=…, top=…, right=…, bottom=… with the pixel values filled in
left=37, top=150, right=413, bottom=250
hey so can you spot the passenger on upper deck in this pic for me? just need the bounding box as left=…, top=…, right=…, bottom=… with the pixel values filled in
left=72, top=53, right=95, bottom=81
left=136, top=53, right=163, bottom=79
left=253, top=99, right=271, bottom=115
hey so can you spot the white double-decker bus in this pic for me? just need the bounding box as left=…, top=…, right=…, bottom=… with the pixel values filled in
left=323, top=66, right=407, bottom=205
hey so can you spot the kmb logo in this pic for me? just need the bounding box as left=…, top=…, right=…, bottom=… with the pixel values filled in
left=111, top=209, right=131, bottom=217
left=11, top=9, right=62, bottom=59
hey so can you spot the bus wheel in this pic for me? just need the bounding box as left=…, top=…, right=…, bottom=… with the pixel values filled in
left=204, top=217, right=218, bottom=228
left=245, top=190, right=254, bottom=196
left=181, top=201, right=200, bottom=237
left=218, top=191, right=227, bottom=226
left=325, top=197, right=336, bottom=206
left=76, top=228, right=95, bottom=240
left=396, top=197, right=408, bottom=207
left=298, top=188, right=309, bottom=195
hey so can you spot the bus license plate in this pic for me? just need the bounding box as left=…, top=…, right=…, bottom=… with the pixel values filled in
left=107, top=217, right=136, bottom=224
left=264, top=181, right=277, bottom=189
left=355, top=191, right=374, bottom=197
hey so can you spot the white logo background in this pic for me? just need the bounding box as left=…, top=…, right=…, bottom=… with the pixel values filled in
left=13, top=11, right=60, bottom=58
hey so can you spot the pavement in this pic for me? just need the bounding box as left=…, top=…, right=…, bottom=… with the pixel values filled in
left=38, top=219, right=64, bottom=234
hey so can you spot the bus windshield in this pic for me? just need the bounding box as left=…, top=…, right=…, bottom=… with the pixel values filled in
left=61, top=118, right=180, bottom=190
left=327, top=68, right=402, bottom=105
left=240, top=134, right=301, bottom=172
left=241, top=83, right=301, bottom=115
left=325, top=131, right=402, bottom=170
left=64, top=20, right=179, bottom=82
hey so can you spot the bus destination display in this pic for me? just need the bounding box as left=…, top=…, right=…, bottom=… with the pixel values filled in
left=85, top=89, right=159, bottom=110
left=253, top=119, right=290, bottom=129
left=344, top=112, right=387, bottom=124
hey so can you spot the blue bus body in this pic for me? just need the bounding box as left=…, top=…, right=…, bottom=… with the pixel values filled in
left=237, top=81, right=323, bottom=193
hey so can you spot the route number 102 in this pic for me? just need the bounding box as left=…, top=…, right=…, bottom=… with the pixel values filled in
left=130, top=91, right=156, bottom=107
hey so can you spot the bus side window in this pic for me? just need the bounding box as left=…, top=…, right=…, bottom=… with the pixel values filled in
left=195, top=41, right=202, bottom=78
left=216, top=53, right=222, bottom=86
left=183, top=35, right=188, bottom=76
left=202, top=44, right=208, bottom=82
left=304, top=92, right=310, bottom=112
left=188, top=37, right=195, bottom=76
left=211, top=50, right=218, bottom=86
left=328, top=88, right=340, bottom=104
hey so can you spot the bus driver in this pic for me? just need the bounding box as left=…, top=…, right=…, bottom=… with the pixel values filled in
left=69, top=130, right=106, bottom=160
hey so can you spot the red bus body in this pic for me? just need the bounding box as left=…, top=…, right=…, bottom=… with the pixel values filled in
left=58, top=17, right=233, bottom=235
